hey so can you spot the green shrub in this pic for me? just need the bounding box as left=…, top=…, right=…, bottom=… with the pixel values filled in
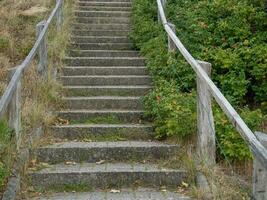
left=131, top=0, right=265, bottom=162
left=214, top=107, right=263, bottom=161
left=144, top=79, right=196, bottom=139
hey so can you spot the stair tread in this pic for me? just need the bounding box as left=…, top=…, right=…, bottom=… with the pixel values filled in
left=31, top=188, right=191, bottom=200
left=63, top=96, right=141, bottom=99
left=63, top=85, right=151, bottom=88
left=36, top=141, right=177, bottom=149
left=53, top=123, right=153, bottom=127
left=29, top=162, right=185, bottom=174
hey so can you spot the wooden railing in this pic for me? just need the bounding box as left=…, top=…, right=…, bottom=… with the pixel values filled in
left=0, top=0, right=64, bottom=149
left=156, top=0, right=267, bottom=198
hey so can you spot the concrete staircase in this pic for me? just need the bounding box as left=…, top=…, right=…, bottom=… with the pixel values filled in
left=27, top=0, right=191, bottom=199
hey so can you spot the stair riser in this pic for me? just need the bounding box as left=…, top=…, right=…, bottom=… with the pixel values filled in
left=68, top=50, right=139, bottom=57
left=75, top=11, right=131, bottom=18
left=72, top=37, right=130, bottom=43
left=64, top=58, right=145, bottom=66
left=77, top=6, right=131, bottom=11
left=65, top=87, right=151, bottom=96
left=51, top=126, right=153, bottom=140
left=32, top=146, right=177, bottom=164
left=58, top=112, right=145, bottom=123
left=71, top=43, right=133, bottom=50
left=60, top=77, right=152, bottom=86
left=78, top=2, right=132, bottom=7
left=29, top=171, right=187, bottom=189
left=64, top=98, right=143, bottom=110
left=75, top=17, right=131, bottom=24
left=72, top=30, right=130, bottom=36
left=63, top=67, right=148, bottom=76
left=73, top=24, right=131, bottom=31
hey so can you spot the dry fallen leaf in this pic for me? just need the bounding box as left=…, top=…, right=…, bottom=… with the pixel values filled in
left=96, top=160, right=105, bottom=165
left=181, top=181, right=189, bottom=188
left=110, top=189, right=120, bottom=193
left=65, top=161, right=77, bottom=165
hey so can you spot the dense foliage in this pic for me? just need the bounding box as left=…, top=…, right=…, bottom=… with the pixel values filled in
left=131, top=0, right=266, bottom=161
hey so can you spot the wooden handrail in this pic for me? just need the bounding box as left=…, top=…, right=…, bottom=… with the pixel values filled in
left=156, top=0, right=267, bottom=169
left=0, top=0, right=64, bottom=148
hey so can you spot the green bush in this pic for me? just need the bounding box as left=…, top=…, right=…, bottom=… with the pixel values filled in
left=131, top=0, right=265, bottom=162
left=214, top=107, right=263, bottom=161
left=144, top=79, right=196, bottom=139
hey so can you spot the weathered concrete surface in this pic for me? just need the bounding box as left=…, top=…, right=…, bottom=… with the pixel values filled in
left=32, top=188, right=191, bottom=200
left=51, top=123, right=154, bottom=139
left=28, top=163, right=188, bottom=189
left=64, top=85, right=152, bottom=96
left=60, top=75, right=152, bottom=86
left=75, top=16, right=131, bottom=24
left=63, top=96, right=143, bottom=110
left=64, top=57, right=145, bottom=66
left=32, top=141, right=178, bottom=163
left=62, top=67, right=148, bottom=76
left=72, top=30, right=130, bottom=36
left=68, top=50, right=139, bottom=57
left=57, top=110, right=146, bottom=123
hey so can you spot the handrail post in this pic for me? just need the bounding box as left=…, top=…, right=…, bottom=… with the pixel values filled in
left=197, top=60, right=216, bottom=166
left=7, top=68, right=21, bottom=149
left=56, top=0, right=63, bottom=31
left=167, top=23, right=177, bottom=52
left=253, top=132, right=267, bottom=200
left=36, top=20, right=48, bottom=79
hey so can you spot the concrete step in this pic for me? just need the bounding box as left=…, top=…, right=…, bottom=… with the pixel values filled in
left=73, top=23, right=131, bottom=31
left=57, top=110, right=146, bottom=123
left=31, top=188, right=191, bottom=200
left=60, top=75, right=152, bottom=86
left=71, top=42, right=133, bottom=50
left=64, top=57, right=145, bottom=66
left=79, top=0, right=132, bottom=3
left=72, top=30, right=130, bottom=36
left=62, top=67, right=148, bottom=76
left=28, top=163, right=188, bottom=189
left=71, top=36, right=130, bottom=43
left=64, top=85, right=151, bottom=96
left=77, top=6, right=132, bottom=11
left=75, top=10, right=131, bottom=18
left=75, top=16, right=131, bottom=24
left=51, top=124, right=153, bottom=140
left=32, top=141, right=178, bottom=164
left=63, top=96, right=143, bottom=110
left=78, top=1, right=132, bottom=7
left=68, top=50, right=139, bottom=57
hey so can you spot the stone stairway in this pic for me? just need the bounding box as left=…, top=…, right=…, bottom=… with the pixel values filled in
left=26, top=0, right=192, bottom=199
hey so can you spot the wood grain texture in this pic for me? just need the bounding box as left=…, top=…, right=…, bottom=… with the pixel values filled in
left=197, top=61, right=215, bottom=165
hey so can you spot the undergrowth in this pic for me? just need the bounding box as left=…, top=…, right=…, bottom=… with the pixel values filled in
left=0, top=0, right=74, bottom=196
left=131, top=0, right=266, bottom=162
left=131, top=0, right=266, bottom=198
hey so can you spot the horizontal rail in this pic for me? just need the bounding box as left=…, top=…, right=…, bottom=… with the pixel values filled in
left=0, top=0, right=62, bottom=118
left=157, top=0, right=267, bottom=168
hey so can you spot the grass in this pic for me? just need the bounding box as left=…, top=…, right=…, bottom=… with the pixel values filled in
left=0, top=0, right=74, bottom=196
left=0, top=121, right=15, bottom=194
